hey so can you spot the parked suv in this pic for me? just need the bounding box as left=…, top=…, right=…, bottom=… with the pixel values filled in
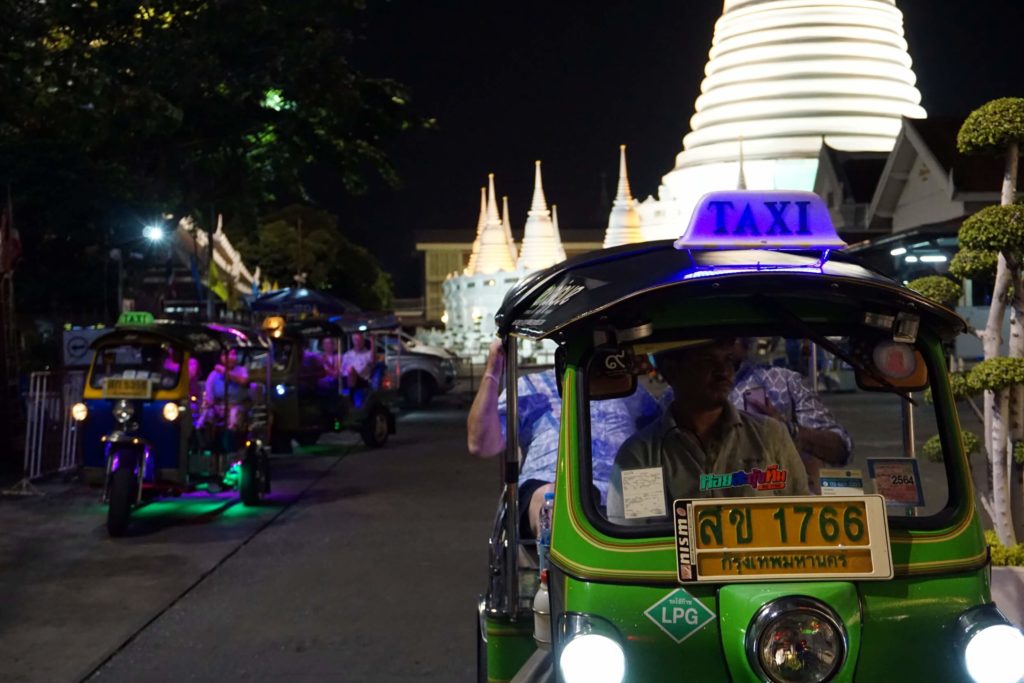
left=381, top=332, right=457, bottom=408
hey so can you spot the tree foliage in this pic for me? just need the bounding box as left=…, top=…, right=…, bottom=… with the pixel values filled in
left=240, top=204, right=392, bottom=310
left=967, top=356, right=1024, bottom=392
left=907, top=275, right=962, bottom=307
left=957, top=98, right=1024, bottom=155
left=949, top=248, right=998, bottom=281
left=0, top=0, right=420, bottom=320
left=922, top=430, right=979, bottom=463
left=958, top=204, right=1024, bottom=256
left=1, top=0, right=419, bottom=218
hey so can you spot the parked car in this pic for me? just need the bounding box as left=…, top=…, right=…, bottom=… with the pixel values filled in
left=382, top=332, right=458, bottom=408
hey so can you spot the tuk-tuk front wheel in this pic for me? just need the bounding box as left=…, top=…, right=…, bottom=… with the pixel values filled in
left=361, top=407, right=390, bottom=448
left=239, top=449, right=268, bottom=506
left=107, top=467, right=137, bottom=537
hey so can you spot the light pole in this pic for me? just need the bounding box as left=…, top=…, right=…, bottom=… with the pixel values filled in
left=108, top=224, right=166, bottom=318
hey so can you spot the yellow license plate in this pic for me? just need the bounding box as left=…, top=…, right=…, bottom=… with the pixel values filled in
left=673, top=495, right=892, bottom=582
left=103, top=378, right=152, bottom=399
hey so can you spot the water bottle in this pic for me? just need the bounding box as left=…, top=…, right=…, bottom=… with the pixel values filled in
left=538, top=491, right=554, bottom=573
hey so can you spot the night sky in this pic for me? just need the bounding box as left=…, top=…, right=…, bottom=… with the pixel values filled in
left=317, top=0, right=1024, bottom=297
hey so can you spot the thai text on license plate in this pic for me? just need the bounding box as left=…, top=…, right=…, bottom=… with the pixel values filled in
left=673, top=495, right=892, bottom=583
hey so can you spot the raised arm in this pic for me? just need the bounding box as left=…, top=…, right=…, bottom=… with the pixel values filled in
left=467, top=339, right=506, bottom=458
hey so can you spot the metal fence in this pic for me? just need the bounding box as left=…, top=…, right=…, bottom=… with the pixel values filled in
left=4, top=370, right=85, bottom=496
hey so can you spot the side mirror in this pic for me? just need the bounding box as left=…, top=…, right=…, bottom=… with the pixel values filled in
left=588, top=347, right=638, bottom=400
left=854, top=340, right=929, bottom=392
left=554, top=346, right=638, bottom=400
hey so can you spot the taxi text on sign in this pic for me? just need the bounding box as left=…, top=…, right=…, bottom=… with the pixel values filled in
left=675, top=190, right=847, bottom=250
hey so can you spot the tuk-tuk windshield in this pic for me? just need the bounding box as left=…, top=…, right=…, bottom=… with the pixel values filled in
left=90, top=342, right=183, bottom=390
left=584, top=334, right=957, bottom=536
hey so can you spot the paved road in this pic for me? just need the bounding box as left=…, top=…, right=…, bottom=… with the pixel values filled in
left=0, top=404, right=497, bottom=683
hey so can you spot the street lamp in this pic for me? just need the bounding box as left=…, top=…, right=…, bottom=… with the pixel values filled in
left=143, top=225, right=165, bottom=243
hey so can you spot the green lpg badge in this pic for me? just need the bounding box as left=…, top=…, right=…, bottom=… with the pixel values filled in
left=644, top=588, right=715, bottom=644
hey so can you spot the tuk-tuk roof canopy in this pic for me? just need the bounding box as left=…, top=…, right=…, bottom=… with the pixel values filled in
left=495, top=241, right=966, bottom=342
left=91, top=320, right=257, bottom=352
left=280, top=313, right=400, bottom=339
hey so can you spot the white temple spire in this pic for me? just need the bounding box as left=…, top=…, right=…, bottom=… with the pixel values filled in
left=551, top=204, right=566, bottom=263
left=465, top=186, right=487, bottom=275
left=502, top=195, right=518, bottom=262
left=518, top=161, right=567, bottom=270
left=470, top=173, right=516, bottom=275
left=603, top=145, right=644, bottom=248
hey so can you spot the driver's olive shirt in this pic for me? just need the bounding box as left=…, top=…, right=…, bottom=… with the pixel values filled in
left=608, top=402, right=809, bottom=521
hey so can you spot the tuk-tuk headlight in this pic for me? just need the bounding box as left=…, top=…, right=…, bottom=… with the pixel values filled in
left=162, top=402, right=180, bottom=422
left=558, top=613, right=625, bottom=683
left=958, top=605, right=1024, bottom=683
left=71, top=402, right=88, bottom=422
left=113, top=400, right=134, bottom=424
left=746, top=597, right=845, bottom=683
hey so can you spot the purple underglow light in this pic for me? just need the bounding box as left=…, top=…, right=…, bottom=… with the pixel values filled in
left=675, top=190, right=847, bottom=251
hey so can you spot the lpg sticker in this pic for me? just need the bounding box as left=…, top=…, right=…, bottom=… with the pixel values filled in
left=644, top=588, right=715, bottom=644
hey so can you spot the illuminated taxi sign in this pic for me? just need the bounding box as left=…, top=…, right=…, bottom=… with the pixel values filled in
left=116, top=311, right=155, bottom=327
left=674, top=190, right=847, bottom=251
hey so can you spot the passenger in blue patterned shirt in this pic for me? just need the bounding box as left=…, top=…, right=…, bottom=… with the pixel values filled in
left=729, top=338, right=852, bottom=492
left=468, top=340, right=661, bottom=538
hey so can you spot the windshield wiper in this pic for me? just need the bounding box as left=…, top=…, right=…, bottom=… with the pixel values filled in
left=753, top=295, right=918, bottom=406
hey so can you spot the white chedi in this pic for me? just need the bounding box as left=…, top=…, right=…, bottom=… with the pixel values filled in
left=603, top=145, right=644, bottom=248
left=518, top=161, right=567, bottom=271
left=640, top=0, right=926, bottom=240
left=441, top=166, right=568, bottom=364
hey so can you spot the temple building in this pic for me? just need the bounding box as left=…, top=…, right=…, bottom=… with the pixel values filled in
left=637, top=0, right=927, bottom=241
left=435, top=165, right=584, bottom=360
left=415, top=0, right=941, bottom=358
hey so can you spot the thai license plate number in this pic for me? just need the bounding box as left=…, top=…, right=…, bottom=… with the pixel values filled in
left=673, top=495, right=892, bottom=582
left=103, top=378, right=151, bottom=399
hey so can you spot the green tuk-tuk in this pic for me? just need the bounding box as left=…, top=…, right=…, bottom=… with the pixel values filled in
left=263, top=315, right=397, bottom=449
left=478, top=190, right=1024, bottom=683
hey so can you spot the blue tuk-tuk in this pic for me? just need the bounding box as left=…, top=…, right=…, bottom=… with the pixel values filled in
left=72, top=312, right=272, bottom=535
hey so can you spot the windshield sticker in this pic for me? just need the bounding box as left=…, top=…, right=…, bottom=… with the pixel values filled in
left=868, top=458, right=925, bottom=507
left=819, top=469, right=865, bottom=496
left=621, top=467, right=666, bottom=519
left=699, top=464, right=788, bottom=493
left=644, top=587, right=715, bottom=645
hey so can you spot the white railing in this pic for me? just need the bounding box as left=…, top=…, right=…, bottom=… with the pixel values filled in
left=4, top=371, right=84, bottom=496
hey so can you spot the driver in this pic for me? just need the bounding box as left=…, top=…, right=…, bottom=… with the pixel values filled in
left=607, top=338, right=808, bottom=521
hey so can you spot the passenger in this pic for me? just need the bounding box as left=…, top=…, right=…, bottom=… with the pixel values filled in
left=199, top=348, right=250, bottom=435
left=607, top=338, right=808, bottom=522
left=318, top=337, right=342, bottom=393
left=341, top=332, right=374, bottom=391
left=468, top=340, right=661, bottom=538
left=730, top=338, right=851, bottom=493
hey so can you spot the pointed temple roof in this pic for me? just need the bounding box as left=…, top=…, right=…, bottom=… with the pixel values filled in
left=518, top=161, right=567, bottom=270
left=465, top=187, right=487, bottom=275
left=467, top=174, right=517, bottom=275
left=603, top=145, right=644, bottom=248
left=502, top=195, right=518, bottom=262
